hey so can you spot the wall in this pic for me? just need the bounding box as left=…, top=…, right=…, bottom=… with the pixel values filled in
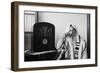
left=0, top=0, right=99, bottom=73
left=38, top=12, right=88, bottom=47
left=25, top=11, right=88, bottom=48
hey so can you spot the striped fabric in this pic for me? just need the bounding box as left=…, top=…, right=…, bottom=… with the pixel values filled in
left=57, top=35, right=87, bottom=60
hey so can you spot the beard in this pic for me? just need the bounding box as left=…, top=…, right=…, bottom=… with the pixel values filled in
left=65, top=30, right=76, bottom=38
left=65, top=32, right=72, bottom=37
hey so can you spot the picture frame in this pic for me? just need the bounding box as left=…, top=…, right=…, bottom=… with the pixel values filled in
left=11, top=1, right=98, bottom=71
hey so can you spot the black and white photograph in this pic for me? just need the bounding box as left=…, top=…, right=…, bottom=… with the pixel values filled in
left=11, top=2, right=97, bottom=71
left=24, top=11, right=90, bottom=61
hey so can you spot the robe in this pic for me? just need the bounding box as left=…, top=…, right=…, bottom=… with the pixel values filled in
left=56, top=35, right=87, bottom=60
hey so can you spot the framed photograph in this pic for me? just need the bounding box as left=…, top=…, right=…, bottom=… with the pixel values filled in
left=11, top=1, right=97, bottom=71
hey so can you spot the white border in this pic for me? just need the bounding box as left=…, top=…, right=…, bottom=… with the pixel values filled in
left=19, top=5, right=96, bottom=68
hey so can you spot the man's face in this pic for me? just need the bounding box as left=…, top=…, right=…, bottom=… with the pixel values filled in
left=67, top=25, right=77, bottom=37
left=69, top=26, right=73, bottom=35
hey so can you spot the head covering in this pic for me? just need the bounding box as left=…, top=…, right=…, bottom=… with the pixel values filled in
left=65, top=24, right=76, bottom=33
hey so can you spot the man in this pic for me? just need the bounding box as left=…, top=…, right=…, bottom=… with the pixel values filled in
left=56, top=24, right=87, bottom=60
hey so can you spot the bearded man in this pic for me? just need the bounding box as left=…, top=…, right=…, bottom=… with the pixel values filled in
left=56, top=24, right=87, bottom=60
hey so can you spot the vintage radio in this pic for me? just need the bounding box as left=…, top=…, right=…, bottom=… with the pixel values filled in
left=33, top=22, right=55, bottom=52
